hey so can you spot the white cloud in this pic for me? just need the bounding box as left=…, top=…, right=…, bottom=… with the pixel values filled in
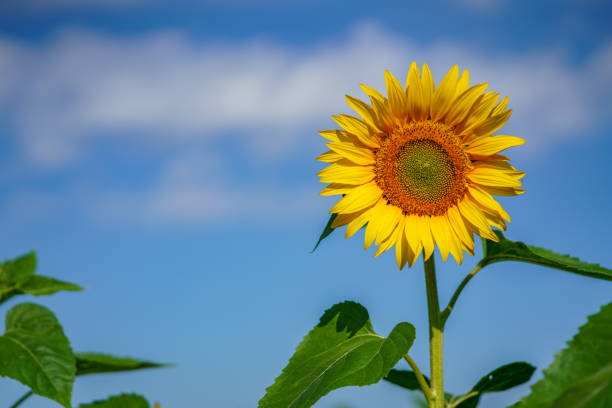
left=1, top=23, right=612, bottom=224
left=2, top=23, right=611, bottom=166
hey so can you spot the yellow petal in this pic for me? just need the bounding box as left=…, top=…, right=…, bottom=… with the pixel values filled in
left=445, top=83, right=489, bottom=126
left=406, top=62, right=427, bottom=120
left=404, top=214, right=424, bottom=255
left=376, top=205, right=402, bottom=246
left=365, top=203, right=402, bottom=248
left=332, top=211, right=362, bottom=229
left=327, top=142, right=375, bottom=165
left=472, top=110, right=512, bottom=138
left=345, top=95, right=378, bottom=130
left=456, top=92, right=500, bottom=137
left=467, top=165, right=523, bottom=188
left=360, top=83, right=385, bottom=102
left=430, top=215, right=453, bottom=262
left=370, top=96, right=396, bottom=133
left=345, top=203, right=379, bottom=238
left=417, top=215, right=435, bottom=260
left=320, top=183, right=355, bottom=196
left=395, top=218, right=414, bottom=269
left=384, top=70, right=407, bottom=119
left=446, top=205, right=474, bottom=251
left=468, top=185, right=510, bottom=221
left=374, top=217, right=401, bottom=257
left=481, top=206, right=507, bottom=231
left=431, top=65, right=459, bottom=121
left=491, top=96, right=509, bottom=116
left=457, top=197, right=498, bottom=241
left=318, top=129, right=362, bottom=145
left=465, top=135, right=525, bottom=156
left=330, top=181, right=382, bottom=214
left=332, top=114, right=380, bottom=148
left=479, top=185, right=525, bottom=196
left=316, top=150, right=343, bottom=163
left=468, top=153, right=510, bottom=162
left=364, top=201, right=392, bottom=249
left=318, top=130, right=341, bottom=142
left=318, top=163, right=375, bottom=185
left=456, top=69, right=470, bottom=95
left=421, top=63, right=435, bottom=111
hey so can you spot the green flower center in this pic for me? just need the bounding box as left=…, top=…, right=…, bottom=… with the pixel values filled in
left=396, top=140, right=455, bottom=203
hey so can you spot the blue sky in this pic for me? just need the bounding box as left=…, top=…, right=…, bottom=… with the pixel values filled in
left=0, top=1, right=611, bottom=407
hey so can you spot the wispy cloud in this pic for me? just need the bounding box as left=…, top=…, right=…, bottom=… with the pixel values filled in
left=1, top=23, right=611, bottom=224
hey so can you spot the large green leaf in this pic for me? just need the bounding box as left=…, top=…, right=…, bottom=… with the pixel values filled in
left=455, top=362, right=535, bottom=408
left=480, top=232, right=612, bottom=281
left=258, top=301, right=416, bottom=408
left=510, top=303, right=612, bottom=408
left=311, top=213, right=337, bottom=252
left=76, top=352, right=167, bottom=376
left=79, top=394, right=149, bottom=408
left=0, top=252, right=83, bottom=303
left=0, top=303, right=76, bottom=407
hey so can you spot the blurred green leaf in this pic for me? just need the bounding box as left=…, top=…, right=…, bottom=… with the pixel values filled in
left=311, top=213, right=337, bottom=252
left=384, top=369, right=430, bottom=390
left=0, top=303, right=75, bottom=408
left=18, top=275, right=83, bottom=296
left=480, top=232, right=612, bottom=281
left=509, top=303, right=612, bottom=407
left=79, top=393, right=149, bottom=408
left=258, top=301, right=416, bottom=408
left=456, top=362, right=535, bottom=408
left=76, top=353, right=167, bottom=376
left=0, top=252, right=83, bottom=303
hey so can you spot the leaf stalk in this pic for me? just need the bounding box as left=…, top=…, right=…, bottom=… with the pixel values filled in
left=403, top=354, right=434, bottom=402
left=441, top=263, right=483, bottom=326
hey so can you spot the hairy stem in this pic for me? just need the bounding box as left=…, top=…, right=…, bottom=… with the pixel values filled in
left=9, top=391, right=33, bottom=408
left=424, top=255, right=444, bottom=408
left=403, top=354, right=433, bottom=402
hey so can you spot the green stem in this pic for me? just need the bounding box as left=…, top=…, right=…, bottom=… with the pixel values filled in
left=424, top=255, right=444, bottom=408
left=9, top=391, right=33, bottom=408
left=449, top=391, right=479, bottom=408
left=440, top=264, right=483, bottom=326
left=403, top=354, right=433, bottom=402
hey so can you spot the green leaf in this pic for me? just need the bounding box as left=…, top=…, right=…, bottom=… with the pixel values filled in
left=384, top=369, right=430, bottom=390
left=0, top=302, right=76, bottom=408
left=510, top=303, right=612, bottom=408
left=79, top=393, right=150, bottom=408
left=76, top=352, right=167, bottom=376
left=311, top=213, right=337, bottom=252
left=0, top=252, right=83, bottom=303
left=0, top=252, right=37, bottom=301
left=258, top=301, right=416, bottom=408
left=18, top=275, right=83, bottom=296
left=456, top=362, right=535, bottom=408
left=0, top=252, right=37, bottom=282
left=480, top=231, right=612, bottom=281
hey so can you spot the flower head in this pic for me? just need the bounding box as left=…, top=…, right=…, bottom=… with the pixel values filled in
left=317, top=63, right=525, bottom=268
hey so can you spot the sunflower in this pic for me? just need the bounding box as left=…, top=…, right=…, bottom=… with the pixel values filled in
left=317, top=63, right=525, bottom=269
